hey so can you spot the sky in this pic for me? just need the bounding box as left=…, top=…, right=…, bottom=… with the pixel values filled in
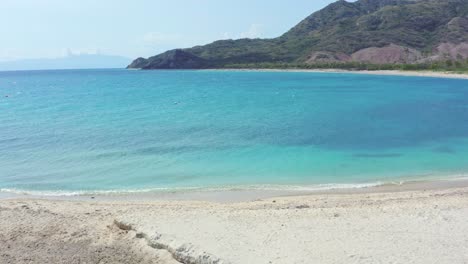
left=0, top=0, right=339, bottom=62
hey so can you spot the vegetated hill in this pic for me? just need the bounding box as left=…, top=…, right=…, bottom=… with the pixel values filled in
left=128, top=0, right=468, bottom=69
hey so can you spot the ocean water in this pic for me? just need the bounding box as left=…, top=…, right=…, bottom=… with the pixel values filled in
left=1, top=69, right=468, bottom=195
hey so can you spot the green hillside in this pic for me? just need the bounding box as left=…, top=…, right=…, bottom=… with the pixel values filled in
left=128, top=0, right=468, bottom=70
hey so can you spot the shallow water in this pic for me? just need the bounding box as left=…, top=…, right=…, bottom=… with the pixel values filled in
left=1, top=69, right=468, bottom=194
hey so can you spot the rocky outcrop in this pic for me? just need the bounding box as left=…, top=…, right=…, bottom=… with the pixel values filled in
left=351, top=44, right=423, bottom=64
left=434, top=42, right=468, bottom=60
left=304, top=42, right=468, bottom=64
left=304, top=44, right=424, bottom=64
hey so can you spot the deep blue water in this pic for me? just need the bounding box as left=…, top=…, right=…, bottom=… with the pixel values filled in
left=1, top=69, right=468, bottom=194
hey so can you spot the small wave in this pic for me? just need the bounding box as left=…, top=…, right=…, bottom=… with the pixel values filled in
left=0, top=187, right=199, bottom=197
left=2, top=175, right=467, bottom=197
left=0, top=182, right=385, bottom=197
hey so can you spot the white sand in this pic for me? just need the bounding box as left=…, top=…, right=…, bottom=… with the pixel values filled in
left=345, top=70, right=468, bottom=79
left=2, top=187, right=468, bottom=264
left=211, top=69, right=468, bottom=80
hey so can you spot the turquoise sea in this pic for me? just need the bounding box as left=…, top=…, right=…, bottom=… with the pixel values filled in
left=1, top=69, right=468, bottom=195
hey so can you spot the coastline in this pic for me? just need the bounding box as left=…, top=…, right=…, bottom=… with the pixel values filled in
left=2, top=176, right=468, bottom=203
left=2, top=183, right=468, bottom=263
left=206, top=68, right=468, bottom=80
left=3, top=68, right=468, bottom=263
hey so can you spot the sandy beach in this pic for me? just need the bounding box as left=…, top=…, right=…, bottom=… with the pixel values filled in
left=212, top=69, right=468, bottom=80
left=349, top=70, right=468, bottom=79
left=2, top=183, right=468, bottom=264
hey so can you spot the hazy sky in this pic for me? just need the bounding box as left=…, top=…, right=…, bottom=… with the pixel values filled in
left=0, top=0, right=338, bottom=61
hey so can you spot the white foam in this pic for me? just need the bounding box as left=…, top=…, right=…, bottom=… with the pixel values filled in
left=0, top=182, right=385, bottom=197
left=2, top=175, right=468, bottom=198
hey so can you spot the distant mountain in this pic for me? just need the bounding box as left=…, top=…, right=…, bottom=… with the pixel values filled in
left=0, top=54, right=131, bottom=71
left=128, top=0, right=468, bottom=69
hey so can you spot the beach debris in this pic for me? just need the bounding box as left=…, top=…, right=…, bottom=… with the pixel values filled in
left=296, top=204, right=310, bottom=209
left=334, top=213, right=340, bottom=218
left=114, top=220, right=132, bottom=231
